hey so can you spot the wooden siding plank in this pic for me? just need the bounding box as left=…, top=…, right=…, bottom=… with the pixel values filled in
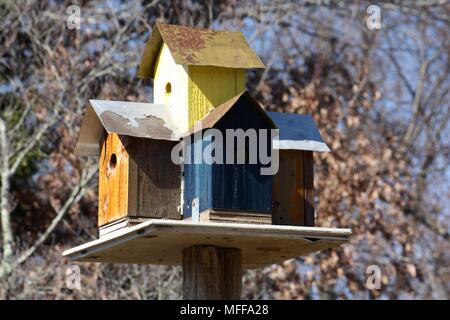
left=191, top=208, right=272, bottom=224
left=303, top=151, right=315, bottom=226
left=188, top=66, right=245, bottom=128
left=235, top=69, right=246, bottom=93
left=183, top=136, right=213, bottom=218
left=98, top=133, right=107, bottom=226
left=273, top=150, right=303, bottom=225
left=273, top=150, right=315, bottom=226
left=98, top=133, right=129, bottom=226
left=127, top=138, right=181, bottom=220
left=213, top=99, right=273, bottom=213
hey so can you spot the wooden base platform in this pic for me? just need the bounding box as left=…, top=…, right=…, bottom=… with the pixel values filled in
left=62, top=220, right=351, bottom=269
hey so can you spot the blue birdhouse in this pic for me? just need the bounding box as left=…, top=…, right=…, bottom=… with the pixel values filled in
left=182, top=91, right=277, bottom=224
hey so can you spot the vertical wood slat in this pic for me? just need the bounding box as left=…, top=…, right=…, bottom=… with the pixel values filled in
left=272, top=150, right=315, bottom=226
left=235, top=68, right=246, bottom=93
left=182, top=246, right=242, bottom=300
left=126, top=137, right=138, bottom=216
left=188, top=66, right=245, bottom=128
left=127, top=139, right=181, bottom=220
left=98, top=133, right=129, bottom=226
left=303, top=151, right=315, bottom=226
left=98, top=133, right=106, bottom=226
left=212, top=97, right=273, bottom=214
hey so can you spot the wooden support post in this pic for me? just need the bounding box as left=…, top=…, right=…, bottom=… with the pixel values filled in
left=182, top=245, right=242, bottom=300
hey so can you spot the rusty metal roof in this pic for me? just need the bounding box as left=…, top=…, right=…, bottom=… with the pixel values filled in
left=74, top=100, right=181, bottom=156
left=137, top=23, right=265, bottom=79
left=186, top=91, right=276, bottom=135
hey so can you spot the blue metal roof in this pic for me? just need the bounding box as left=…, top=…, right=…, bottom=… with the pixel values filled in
left=268, top=112, right=330, bottom=152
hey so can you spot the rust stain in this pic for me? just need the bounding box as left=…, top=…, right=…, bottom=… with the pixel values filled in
left=138, top=23, right=265, bottom=79
left=158, top=23, right=218, bottom=64
left=99, top=111, right=175, bottom=140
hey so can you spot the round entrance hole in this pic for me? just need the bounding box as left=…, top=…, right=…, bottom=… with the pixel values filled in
left=165, top=82, right=172, bottom=94
left=110, top=153, right=117, bottom=169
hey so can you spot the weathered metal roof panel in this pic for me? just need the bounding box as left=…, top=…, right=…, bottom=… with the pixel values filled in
left=268, top=112, right=330, bottom=152
left=138, top=23, right=265, bottom=79
left=74, top=100, right=180, bottom=156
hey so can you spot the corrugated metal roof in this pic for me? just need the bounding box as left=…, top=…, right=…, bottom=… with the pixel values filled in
left=137, top=23, right=265, bottom=79
left=74, top=100, right=181, bottom=156
left=268, top=112, right=330, bottom=152
left=187, top=91, right=276, bottom=135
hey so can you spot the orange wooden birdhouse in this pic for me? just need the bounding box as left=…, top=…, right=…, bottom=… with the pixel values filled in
left=74, top=100, right=183, bottom=236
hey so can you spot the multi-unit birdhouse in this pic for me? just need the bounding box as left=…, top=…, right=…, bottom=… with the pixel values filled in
left=65, top=23, right=351, bottom=277
left=74, top=23, right=330, bottom=237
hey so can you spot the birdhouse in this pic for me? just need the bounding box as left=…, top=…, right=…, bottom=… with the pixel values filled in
left=72, top=23, right=333, bottom=235
left=268, top=112, right=330, bottom=226
left=137, top=23, right=265, bottom=132
left=74, top=100, right=183, bottom=236
left=65, top=23, right=351, bottom=278
left=182, top=91, right=276, bottom=224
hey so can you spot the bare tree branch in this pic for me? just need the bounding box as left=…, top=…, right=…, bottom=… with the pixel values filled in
left=15, top=166, right=97, bottom=266
left=0, top=118, right=13, bottom=263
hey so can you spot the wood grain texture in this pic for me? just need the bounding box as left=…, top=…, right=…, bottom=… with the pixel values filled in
left=188, top=66, right=245, bottom=128
left=182, top=246, right=242, bottom=300
left=99, top=134, right=181, bottom=227
left=98, top=216, right=152, bottom=238
left=235, top=69, right=246, bottom=93
left=183, top=208, right=271, bottom=224
left=127, top=138, right=181, bottom=220
left=63, top=220, right=351, bottom=269
left=98, top=133, right=129, bottom=226
left=303, top=151, right=315, bottom=226
left=272, top=150, right=315, bottom=226
left=198, top=208, right=271, bottom=224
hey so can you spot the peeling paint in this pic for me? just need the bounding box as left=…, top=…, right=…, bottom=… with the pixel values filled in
left=74, top=100, right=182, bottom=156
left=89, top=100, right=181, bottom=137
left=138, top=23, right=265, bottom=79
left=158, top=23, right=218, bottom=64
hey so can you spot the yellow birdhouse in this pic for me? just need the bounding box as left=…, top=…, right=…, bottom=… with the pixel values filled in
left=137, top=23, right=265, bottom=132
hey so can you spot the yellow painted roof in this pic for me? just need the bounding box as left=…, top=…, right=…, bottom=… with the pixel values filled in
left=137, top=23, right=265, bottom=79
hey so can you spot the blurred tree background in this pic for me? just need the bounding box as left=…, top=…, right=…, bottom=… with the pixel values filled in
left=0, top=0, right=448, bottom=299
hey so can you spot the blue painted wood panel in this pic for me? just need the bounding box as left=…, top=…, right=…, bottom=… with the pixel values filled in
left=182, top=135, right=213, bottom=216
left=183, top=98, right=273, bottom=218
